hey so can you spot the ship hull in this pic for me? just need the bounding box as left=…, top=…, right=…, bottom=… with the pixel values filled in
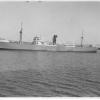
left=0, top=42, right=97, bottom=53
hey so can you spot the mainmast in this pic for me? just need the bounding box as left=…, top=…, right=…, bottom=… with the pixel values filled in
left=81, top=31, right=84, bottom=47
left=19, top=22, right=23, bottom=44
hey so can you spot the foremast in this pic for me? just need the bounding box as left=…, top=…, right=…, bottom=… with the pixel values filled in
left=19, top=22, right=23, bottom=44
left=81, top=31, right=84, bottom=47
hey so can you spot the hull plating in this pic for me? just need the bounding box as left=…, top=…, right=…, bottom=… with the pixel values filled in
left=0, top=42, right=97, bottom=53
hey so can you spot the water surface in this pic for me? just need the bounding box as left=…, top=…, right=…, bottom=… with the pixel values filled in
left=0, top=50, right=99, bottom=96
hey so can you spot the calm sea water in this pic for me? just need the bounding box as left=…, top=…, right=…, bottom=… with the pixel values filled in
left=0, top=50, right=100, bottom=96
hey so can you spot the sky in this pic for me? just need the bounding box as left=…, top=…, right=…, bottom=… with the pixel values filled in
left=0, top=1, right=99, bottom=45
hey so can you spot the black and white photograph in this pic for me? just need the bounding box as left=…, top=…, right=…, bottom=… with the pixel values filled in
left=0, top=0, right=99, bottom=97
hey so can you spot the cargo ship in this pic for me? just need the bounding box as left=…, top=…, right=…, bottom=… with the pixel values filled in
left=0, top=24, right=97, bottom=53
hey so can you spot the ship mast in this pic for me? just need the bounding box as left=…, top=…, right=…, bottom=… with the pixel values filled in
left=19, top=22, right=23, bottom=44
left=81, top=31, right=84, bottom=47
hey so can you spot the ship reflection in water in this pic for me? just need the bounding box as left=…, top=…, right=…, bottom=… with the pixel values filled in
left=0, top=50, right=99, bottom=96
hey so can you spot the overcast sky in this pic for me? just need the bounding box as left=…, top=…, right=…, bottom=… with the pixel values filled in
left=0, top=1, right=99, bottom=44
